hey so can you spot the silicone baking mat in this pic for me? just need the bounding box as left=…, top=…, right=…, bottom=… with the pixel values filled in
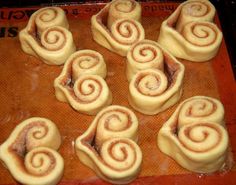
left=0, top=2, right=236, bottom=184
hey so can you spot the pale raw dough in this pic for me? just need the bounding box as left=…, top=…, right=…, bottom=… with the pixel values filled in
left=19, top=7, right=76, bottom=65
left=0, top=117, right=64, bottom=185
left=75, top=105, right=142, bottom=184
left=158, top=96, right=229, bottom=173
left=64, top=49, right=107, bottom=81
left=157, top=0, right=222, bottom=62
left=126, top=39, right=164, bottom=82
left=54, top=51, right=112, bottom=115
left=128, top=44, right=185, bottom=115
left=107, top=0, right=141, bottom=29
left=91, top=0, right=145, bottom=56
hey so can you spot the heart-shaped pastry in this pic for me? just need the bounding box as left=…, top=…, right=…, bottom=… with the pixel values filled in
left=75, top=105, right=142, bottom=184
left=128, top=42, right=185, bottom=115
left=157, top=0, right=222, bottom=62
left=157, top=96, right=229, bottom=173
left=19, top=7, right=76, bottom=65
left=54, top=50, right=112, bottom=115
left=0, top=117, right=64, bottom=185
left=91, top=0, right=145, bottom=56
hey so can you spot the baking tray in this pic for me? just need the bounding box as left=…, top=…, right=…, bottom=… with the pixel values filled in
left=0, top=2, right=236, bottom=184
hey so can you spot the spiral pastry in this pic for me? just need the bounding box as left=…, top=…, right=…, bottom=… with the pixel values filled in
left=107, top=0, right=141, bottom=29
left=175, top=0, right=216, bottom=32
left=177, top=96, right=225, bottom=127
left=75, top=105, right=142, bottom=184
left=181, top=21, right=222, bottom=47
left=126, top=39, right=164, bottom=81
left=157, top=0, right=222, bottom=62
left=0, top=117, right=64, bottom=185
left=54, top=71, right=112, bottom=115
left=28, top=7, right=69, bottom=36
left=54, top=52, right=111, bottom=115
left=128, top=45, right=185, bottom=115
left=19, top=7, right=76, bottom=65
left=91, top=1, right=145, bottom=56
left=94, top=105, right=139, bottom=148
left=157, top=96, right=229, bottom=173
left=65, top=50, right=107, bottom=81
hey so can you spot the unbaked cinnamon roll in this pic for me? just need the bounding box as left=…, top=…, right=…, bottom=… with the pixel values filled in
left=54, top=66, right=112, bottom=115
left=91, top=0, right=145, bottom=56
left=19, top=7, right=76, bottom=65
left=128, top=45, right=185, bottom=115
left=0, top=117, right=64, bottom=185
left=126, top=39, right=164, bottom=82
left=157, top=0, right=222, bottom=62
left=175, top=0, right=216, bottom=32
left=65, top=49, right=107, bottom=81
left=158, top=96, right=229, bottom=173
left=107, top=0, right=141, bottom=29
left=75, top=105, right=142, bottom=184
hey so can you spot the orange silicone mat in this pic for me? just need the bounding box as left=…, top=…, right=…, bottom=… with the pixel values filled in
left=0, top=2, right=236, bottom=185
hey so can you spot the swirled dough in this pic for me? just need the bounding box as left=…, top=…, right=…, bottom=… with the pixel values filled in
left=54, top=51, right=112, bottom=115
left=64, top=49, right=107, bottom=81
left=107, top=0, right=141, bottom=29
left=91, top=0, right=145, bottom=56
left=19, top=7, right=76, bottom=65
left=157, top=0, right=222, bottom=62
left=0, top=117, right=64, bottom=185
left=158, top=96, right=229, bottom=173
left=75, top=105, right=142, bottom=184
left=126, top=39, right=164, bottom=82
left=128, top=44, right=185, bottom=115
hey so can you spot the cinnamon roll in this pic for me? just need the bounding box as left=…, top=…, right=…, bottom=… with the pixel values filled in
left=176, top=0, right=216, bottom=32
left=0, top=117, right=64, bottom=185
left=19, top=7, right=76, bottom=65
left=128, top=45, right=185, bottom=115
left=107, top=0, right=141, bottom=29
left=75, top=105, right=142, bottom=184
left=158, top=96, right=229, bottom=173
left=157, top=0, right=222, bottom=62
left=126, top=39, right=164, bottom=82
left=54, top=70, right=112, bottom=115
left=66, top=50, right=107, bottom=81
left=91, top=0, right=145, bottom=56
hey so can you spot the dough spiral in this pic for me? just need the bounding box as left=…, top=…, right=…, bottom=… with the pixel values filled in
left=75, top=105, right=142, bottom=184
left=111, top=19, right=143, bottom=46
left=176, top=0, right=215, bottom=32
left=56, top=74, right=112, bottom=115
left=69, top=50, right=107, bottom=80
left=158, top=96, right=229, bottom=173
left=101, top=138, right=142, bottom=173
left=126, top=39, right=164, bottom=81
left=107, top=0, right=141, bottom=29
left=178, top=123, right=226, bottom=153
left=128, top=44, right=185, bottom=115
left=178, top=96, right=224, bottom=127
left=32, top=7, right=69, bottom=36
left=94, top=105, right=139, bottom=148
left=91, top=0, right=144, bottom=56
left=182, top=21, right=220, bottom=47
left=157, top=0, right=222, bottom=62
left=0, top=117, right=64, bottom=185
left=19, top=7, right=76, bottom=65
left=54, top=50, right=111, bottom=115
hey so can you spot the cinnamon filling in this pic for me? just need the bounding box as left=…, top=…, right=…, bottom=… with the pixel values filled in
left=179, top=123, right=222, bottom=152
left=42, top=27, right=66, bottom=51
left=131, top=42, right=158, bottom=63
